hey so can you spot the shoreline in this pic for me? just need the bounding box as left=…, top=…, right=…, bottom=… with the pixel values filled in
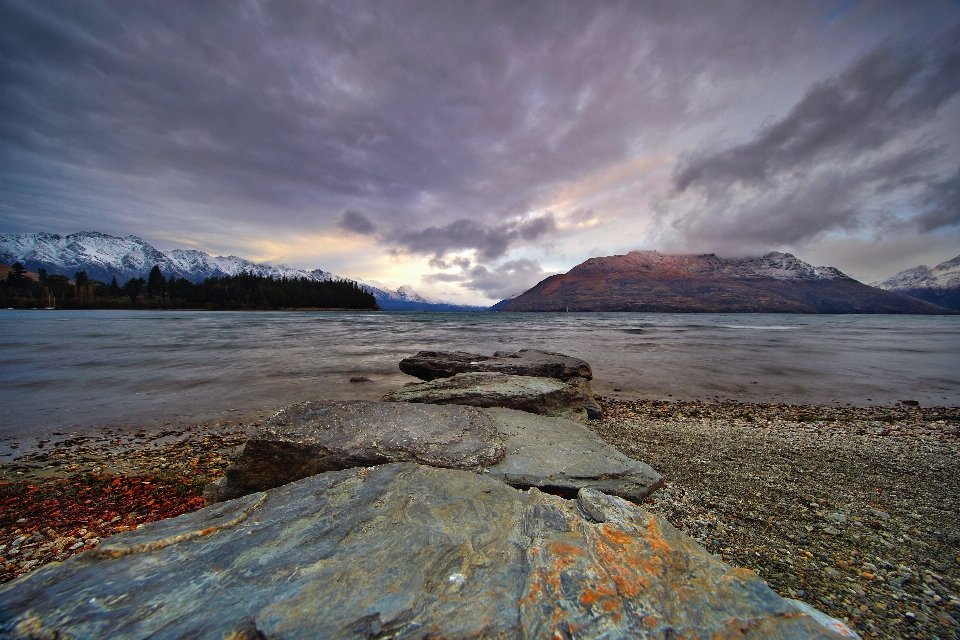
left=588, top=399, right=960, bottom=640
left=1, top=399, right=958, bottom=639
left=0, top=420, right=250, bottom=584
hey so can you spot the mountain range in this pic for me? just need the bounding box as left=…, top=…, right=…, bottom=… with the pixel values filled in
left=0, top=232, right=484, bottom=311
left=872, top=254, right=960, bottom=311
left=497, top=250, right=953, bottom=314
left=4, top=232, right=955, bottom=313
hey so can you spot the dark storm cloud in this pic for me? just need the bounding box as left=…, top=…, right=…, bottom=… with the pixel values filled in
left=428, top=255, right=471, bottom=270
left=0, top=0, right=838, bottom=238
left=665, top=27, right=960, bottom=250
left=2, top=0, right=959, bottom=286
left=915, top=168, right=960, bottom=232
left=337, top=210, right=376, bottom=235
left=424, top=258, right=547, bottom=300
left=396, top=214, right=556, bottom=261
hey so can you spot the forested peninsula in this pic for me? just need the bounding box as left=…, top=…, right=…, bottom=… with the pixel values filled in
left=0, top=263, right=378, bottom=310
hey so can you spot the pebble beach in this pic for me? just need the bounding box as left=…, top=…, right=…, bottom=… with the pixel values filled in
left=592, top=399, right=960, bottom=640
left=1, top=399, right=958, bottom=639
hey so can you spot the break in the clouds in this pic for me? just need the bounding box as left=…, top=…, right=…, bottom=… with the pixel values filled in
left=2, top=1, right=959, bottom=302
left=425, top=258, right=548, bottom=301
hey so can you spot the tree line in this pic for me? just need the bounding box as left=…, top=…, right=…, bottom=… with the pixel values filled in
left=1, top=263, right=379, bottom=310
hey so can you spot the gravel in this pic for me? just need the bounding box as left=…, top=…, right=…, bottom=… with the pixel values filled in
left=0, top=419, right=250, bottom=583
left=2, top=399, right=958, bottom=640
left=589, top=398, right=960, bottom=640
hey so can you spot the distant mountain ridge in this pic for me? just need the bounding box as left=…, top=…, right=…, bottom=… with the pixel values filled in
left=499, top=250, right=952, bottom=314
left=0, top=232, right=484, bottom=311
left=873, top=254, right=960, bottom=310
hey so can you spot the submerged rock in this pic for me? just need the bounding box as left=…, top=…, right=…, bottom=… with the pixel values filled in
left=0, top=463, right=850, bottom=639
left=381, top=372, right=592, bottom=421
left=205, top=401, right=657, bottom=504
left=398, top=349, right=593, bottom=382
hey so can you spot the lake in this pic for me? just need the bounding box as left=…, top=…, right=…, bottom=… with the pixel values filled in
left=1, top=310, right=958, bottom=443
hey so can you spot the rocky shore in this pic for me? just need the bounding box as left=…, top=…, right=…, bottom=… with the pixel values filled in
left=591, top=399, right=960, bottom=640
left=1, top=390, right=956, bottom=637
left=0, top=421, right=249, bottom=584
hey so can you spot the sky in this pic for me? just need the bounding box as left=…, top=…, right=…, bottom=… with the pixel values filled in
left=2, top=1, right=959, bottom=304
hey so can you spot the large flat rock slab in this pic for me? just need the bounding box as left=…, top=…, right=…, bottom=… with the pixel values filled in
left=205, top=400, right=505, bottom=502
left=381, top=372, right=591, bottom=421
left=0, top=463, right=851, bottom=639
left=486, top=407, right=662, bottom=502
left=399, top=349, right=593, bottom=381
left=206, top=401, right=657, bottom=504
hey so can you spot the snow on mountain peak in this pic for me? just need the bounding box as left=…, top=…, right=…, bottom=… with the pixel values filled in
left=875, top=254, right=960, bottom=290
left=0, top=231, right=477, bottom=310
left=749, top=252, right=845, bottom=281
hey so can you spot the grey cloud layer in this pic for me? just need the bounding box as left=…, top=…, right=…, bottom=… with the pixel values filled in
left=664, top=27, right=960, bottom=252
left=2, top=1, right=959, bottom=294
left=396, top=214, right=556, bottom=261
left=1, top=1, right=854, bottom=236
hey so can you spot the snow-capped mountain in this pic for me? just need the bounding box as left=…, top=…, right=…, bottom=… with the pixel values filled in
left=872, top=254, right=960, bottom=311
left=354, top=279, right=484, bottom=310
left=874, top=254, right=960, bottom=291
left=612, top=250, right=846, bottom=281
left=497, top=250, right=948, bottom=313
left=729, top=251, right=846, bottom=280
left=0, top=232, right=485, bottom=311
left=0, top=231, right=327, bottom=283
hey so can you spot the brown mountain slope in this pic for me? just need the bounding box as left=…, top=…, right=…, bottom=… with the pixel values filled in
left=499, top=251, right=954, bottom=314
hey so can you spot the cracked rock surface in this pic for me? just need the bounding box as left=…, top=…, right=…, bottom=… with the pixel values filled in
left=382, top=372, right=597, bottom=421
left=205, top=400, right=505, bottom=503
left=0, top=463, right=848, bottom=639
left=205, top=402, right=660, bottom=505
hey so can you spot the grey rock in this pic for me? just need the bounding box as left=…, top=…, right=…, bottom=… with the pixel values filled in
left=572, top=376, right=604, bottom=419
left=485, top=407, right=663, bottom=502
left=0, top=463, right=848, bottom=639
left=786, top=599, right=861, bottom=638
left=207, top=401, right=655, bottom=504
left=206, top=400, right=505, bottom=503
left=381, top=372, right=592, bottom=421
left=398, top=349, right=593, bottom=381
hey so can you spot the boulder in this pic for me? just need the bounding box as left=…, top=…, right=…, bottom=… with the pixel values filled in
left=205, top=401, right=658, bottom=504
left=0, top=463, right=852, bottom=639
left=381, top=372, right=592, bottom=421
left=484, top=407, right=662, bottom=502
left=398, top=348, right=593, bottom=381
left=204, top=400, right=505, bottom=503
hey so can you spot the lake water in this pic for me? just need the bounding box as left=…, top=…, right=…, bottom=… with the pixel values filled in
left=1, top=310, right=958, bottom=443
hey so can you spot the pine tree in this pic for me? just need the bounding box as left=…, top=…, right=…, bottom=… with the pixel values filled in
left=146, top=266, right=165, bottom=298
left=123, top=277, right=145, bottom=301
left=6, top=262, right=28, bottom=286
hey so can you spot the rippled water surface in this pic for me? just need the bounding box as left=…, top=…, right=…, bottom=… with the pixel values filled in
left=1, top=310, right=958, bottom=440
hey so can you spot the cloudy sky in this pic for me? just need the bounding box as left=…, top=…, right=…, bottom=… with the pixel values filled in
left=2, top=1, right=959, bottom=303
